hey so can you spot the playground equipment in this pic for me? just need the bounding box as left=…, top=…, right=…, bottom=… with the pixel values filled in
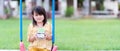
left=19, top=0, right=57, bottom=51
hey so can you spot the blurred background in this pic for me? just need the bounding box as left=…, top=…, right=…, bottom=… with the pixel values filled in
left=0, top=0, right=120, bottom=50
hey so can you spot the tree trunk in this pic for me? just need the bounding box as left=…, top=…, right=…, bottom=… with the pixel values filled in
left=0, top=0, right=5, bottom=19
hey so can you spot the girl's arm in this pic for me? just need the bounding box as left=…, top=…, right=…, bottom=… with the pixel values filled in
left=28, top=35, right=37, bottom=42
left=27, top=24, right=37, bottom=43
left=45, top=23, right=52, bottom=40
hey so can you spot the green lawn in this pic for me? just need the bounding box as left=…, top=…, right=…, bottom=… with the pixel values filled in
left=0, top=18, right=120, bottom=50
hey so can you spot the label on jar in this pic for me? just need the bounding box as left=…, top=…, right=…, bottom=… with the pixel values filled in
left=37, top=28, right=45, bottom=39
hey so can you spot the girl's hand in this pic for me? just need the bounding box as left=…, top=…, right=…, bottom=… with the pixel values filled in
left=28, top=35, right=37, bottom=42
left=45, top=34, right=52, bottom=40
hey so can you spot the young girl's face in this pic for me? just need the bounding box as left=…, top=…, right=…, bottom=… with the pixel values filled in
left=33, top=11, right=44, bottom=23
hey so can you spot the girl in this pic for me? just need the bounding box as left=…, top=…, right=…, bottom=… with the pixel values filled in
left=27, top=6, right=52, bottom=51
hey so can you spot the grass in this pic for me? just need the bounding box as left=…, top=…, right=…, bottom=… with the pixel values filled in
left=0, top=18, right=120, bottom=50
left=55, top=19, right=120, bottom=50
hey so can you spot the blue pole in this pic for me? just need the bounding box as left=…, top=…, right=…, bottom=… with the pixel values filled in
left=52, top=0, right=55, bottom=44
left=20, top=0, right=23, bottom=42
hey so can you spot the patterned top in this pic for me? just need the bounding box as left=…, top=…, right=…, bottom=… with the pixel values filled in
left=27, top=22, right=52, bottom=50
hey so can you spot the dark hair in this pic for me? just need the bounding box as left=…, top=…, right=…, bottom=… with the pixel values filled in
left=31, top=6, right=47, bottom=27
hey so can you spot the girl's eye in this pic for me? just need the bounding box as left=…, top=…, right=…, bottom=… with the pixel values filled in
left=35, top=14, right=38, bottom=16
left=35, top=15, right=37, bottom=16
